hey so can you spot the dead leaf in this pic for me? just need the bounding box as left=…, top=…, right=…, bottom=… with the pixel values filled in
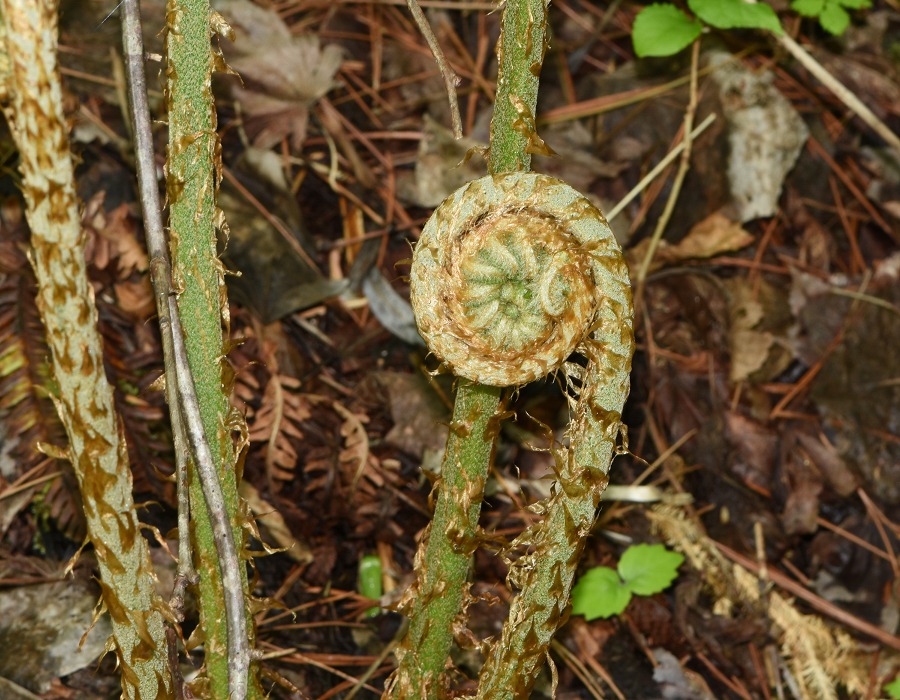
left=707, top=50, right=808, bottom=222
left=796, top=432, right=858, bottom=497
left=101, top=205, right=149, bottom=275
left=219, top=176, right=346, bottom=322
left=0, top=580, right=111, bottom=693
left=725, top=277, right=793, bottom=384
left=668, top=211, right=754, bottom=261
left=794, top=267, right=900, bottom=504
left=332, top=400, right=370, bottom=494
left=781, top=448, right=823, bottom=535
left=398, top=115, right=486, bottom=208
left=373, top=371, right=449, bottom=458
left=114, top=279, right=154, bottom=318
left=628, top=210, right=754, bottom=275
left=239, top=481, right=313, bottom=564
left=216, top=0, right=343, bottom=148
left=247, top=374, right=310, bottom=483
left=724, top=411, right=777, bottom=492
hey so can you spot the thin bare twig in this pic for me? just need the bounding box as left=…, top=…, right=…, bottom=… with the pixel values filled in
left=120, top=1, right=250, bottom=697
left=167, top=294, right=251, bottom=700
left=776, top=32, right=900, bottom=155
left=407, top=0, right=463, bottom=138
left=636, top=40, right=702, bottom=290
left=120, top=0, right=197, bottom=600
left=606, top=113, right=716, bottom=223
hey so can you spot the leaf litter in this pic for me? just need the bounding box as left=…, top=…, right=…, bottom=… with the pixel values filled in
left=0, top=0, right=898, bottom=697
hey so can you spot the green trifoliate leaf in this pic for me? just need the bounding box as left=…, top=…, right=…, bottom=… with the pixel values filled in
left=791, top=0, right=825, bottom=14
left=792, top=0, right=871, bottom=34
left=618, top=543, right=684, bottom=596
left=632, top=4, right=703, bottom=58
left=689, top=0, right=784, bottom=34
left=819, top=2, right=850, bottom=34
left=571, top=566, right=633, bottom=620
left=885, top=677, right=900, bottom=699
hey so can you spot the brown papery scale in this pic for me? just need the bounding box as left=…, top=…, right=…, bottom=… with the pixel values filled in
left=411, top=173, right=625, bottom=387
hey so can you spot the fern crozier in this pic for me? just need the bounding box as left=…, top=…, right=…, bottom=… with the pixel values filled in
left=411, top=173, right=622, bottom=387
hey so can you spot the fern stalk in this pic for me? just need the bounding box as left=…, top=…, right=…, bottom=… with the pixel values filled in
left=385, top=0, right=550, bottom=697
left=472, top=0, right=634, bottom=693
left=384, top=381, right=501, bottom=698
left=395, top=0, right=634, bottom=696
left=474, top=342, right=633, bottom=699
left=0, top=1, right=172, bottom=697
left=164, top=0, right=260, bottom=696
left=488, top=0, right=550, bottom=174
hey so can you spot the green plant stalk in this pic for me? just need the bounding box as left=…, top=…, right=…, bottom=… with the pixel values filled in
left=386, top=0, right=548, bottom=696
left=0, top=2, right=172, bottom=697
left=475, top=361, right=632, bottom=698
left=474, top=238, right=634, bottom=697
left=164, top=0, right=259, bottom=696
left=472, top=0, right=634, bottom=692
left=386, top=381, right=500, bottom=698
left=489, top=0, right=550, bottom=174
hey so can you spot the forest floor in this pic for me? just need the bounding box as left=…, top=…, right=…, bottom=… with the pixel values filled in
left=1, top=0, right=900, bottom=698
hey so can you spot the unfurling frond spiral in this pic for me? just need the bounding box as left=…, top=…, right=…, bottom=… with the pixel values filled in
left=410, top=173, right=630, bottom=387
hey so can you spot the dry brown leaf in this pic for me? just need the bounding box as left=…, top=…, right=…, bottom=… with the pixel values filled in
left=628, top=210, right=753, bottom=274
left=239, top=481, right=312, bottom=564
left=725, top=277, right=793, bottom=384
left=114, top=279, right=154, bottom=317
left=724, top=411, right=777, bottom=491
left=216, top=0, right=343, bottom=148
left=247, top=374, right=310, bottom=483
left=83, top=199, right=149, bottom=278
left=332, top=401, right=369, bottom=494
left=795, top=432, right=858, bottom=497
left=101, top=205, right=149, bottom=275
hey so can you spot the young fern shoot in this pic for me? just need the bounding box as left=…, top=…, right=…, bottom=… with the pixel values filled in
left=390, top=0, right=634, bottom=696
left=409, top=172, right=633, bottom=699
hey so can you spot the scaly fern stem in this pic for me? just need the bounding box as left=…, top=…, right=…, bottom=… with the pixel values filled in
left=385, top=0, right=548, bottom=697
left=385, top=381, right=500, bottom=698
left=474, top=344, right=633, bottom=699
left=473, top=0, right=634, bottom=687
left=489, top=0, right=550, bottom=174
left=0, top=1, right=172, bottom=697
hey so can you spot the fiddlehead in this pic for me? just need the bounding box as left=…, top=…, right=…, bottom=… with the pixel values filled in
left=393, top=2, right=632, bottom=697
left=409, top=172, right=634, bottom=700
left=410, top=172, right=629, bottom=388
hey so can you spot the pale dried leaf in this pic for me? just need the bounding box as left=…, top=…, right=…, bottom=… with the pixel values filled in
left=216, top=0, right=343, bottom=147
left=707, top=50, right=808, bottom=221
left=628, top=211, right=753, bottom=274
left=726, top=277, right=793, bottom=383
left=239, top=481, right=312, bottom=564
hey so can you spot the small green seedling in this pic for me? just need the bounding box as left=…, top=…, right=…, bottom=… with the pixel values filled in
left=885, top=677, right=900, bottom=699
left=571, top=543, right=684, bottom=620
left=632, top=0, right=870, bottom=58
left=632, top=0, right=782, bottom=58
left=790, top=0, right=872, bottom=36
left=358, top=554, right=383, bottom=618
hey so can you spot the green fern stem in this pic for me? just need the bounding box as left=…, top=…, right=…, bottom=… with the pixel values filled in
left=474, top=292, right=633, bottom=699
left=385, top=0, right=551, bottom=697
left=384, top=380, right=500, bottom=699
left=490, top=0, right=551, bottom=173
left=165, top=0, right=260, bottom=696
